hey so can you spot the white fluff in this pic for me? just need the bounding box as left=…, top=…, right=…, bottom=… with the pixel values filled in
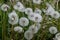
left=24, top=30, right=33, bottom=40
left=1, top=4, right=10, bottom=11
left=35, top=23, right=41, bottom=30
left=49, top=26, right=58, bottom=34
left=19, top=17, right=29, bottom=27
left=33, top=13, right=42, bottom=22
left=13, top=2, right=25, bottom=12
left=25, top=8, right=33, bottom=15
left=46, top=3, right=55, bottom=15
left=55, top=33, right=60, bottom=40
left=50, top=11, right=60, bottom=19
left=8, top=11, right=18, bottom=25
left=33, top=0, right=42, bottom=4
left=28, top=13, right=35, bottom=21
left=28, top=13, right=42, bottom=23
left=14, top=26, right=24, bottom=33
left=28, top=24, right=39, bottom=34
left=34, top=8, right=42, bottom=15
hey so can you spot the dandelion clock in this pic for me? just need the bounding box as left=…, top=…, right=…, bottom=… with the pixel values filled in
left=1, top=4, right=10, bottom=11
left=8, top=11, right=18, bottom=25
left=28, top=13, right=35, bottom=21
left=28, top=24, right=39, bottom=34
left=25, top=8, right=33, bottom=15
left=13, top=2, right=25, bottom=12
left=34, top=8, right=42, bottom=15
left=46, top=3, right=55, bottom=15
left=24, top=30, right=33, bottom=40
left=33, top=0, right=42, bottom=4
left=19, top=17, right=29, bottom=27
left=49, top=26, right=58, bottom=34
left=55, top=33, right=60, bottom=40
left=33, top=13, right=42, bottom=23
left=14, top=26, right=24, bottom=33
left=50, top=11, right=60, bottom=19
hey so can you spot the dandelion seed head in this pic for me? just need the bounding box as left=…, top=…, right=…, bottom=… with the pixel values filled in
left=28, top=24, right=39, bottom=34
left=50, top=11, right=60, bottom=19
left=25, top=8, right=33, bottom=15
left=14, top=26, right=24, bottom=33
left=19, top=17, right=29, bottom=27
left=34, top=13, right=42, bottom=22
left=8, top=11, right=18, bottom=25
left=13, top=2, right=25, bottom=12
left=1, top=4, right=10, bottom=11
left=34, top=8, right=42, bottom=15
left=24, top=30, right=33, bottom=40
left=28, top=13, right=35, bottom=21
left=55, top=33, right=60, bottom=40
left=33, top=0, right=42, bottom=4
left=49, top=26, right=57, bottom=34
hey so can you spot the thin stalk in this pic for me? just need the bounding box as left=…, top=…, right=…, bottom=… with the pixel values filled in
left=56, top=1, right=58, bottom=10
left=2, top=12, right=6, bottom=40
left=10, top=25, right=14, bottom=40
left=21, top=0, right=24, bottom=17
left=16, top=33, right=18, bottom=40
left=1, top=10, right=3, bottom=40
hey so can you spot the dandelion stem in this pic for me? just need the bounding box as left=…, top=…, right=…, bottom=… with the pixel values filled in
left=57, top=1, right=58, bottom=10
left=2, top=12, right=6, bottom=40
left=10, top=25, right=14, bottom=40
left=15, top=33, right=17, bottom=40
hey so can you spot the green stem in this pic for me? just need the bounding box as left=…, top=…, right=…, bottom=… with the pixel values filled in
left=56, top=1, right=58, bottom=10
left=2, top=12, right=6, bottom=40
left=10, top=25, right=14, bottom=40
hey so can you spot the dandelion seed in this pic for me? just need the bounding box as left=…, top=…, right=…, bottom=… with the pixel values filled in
left=34, top=13, right=42, bottom=23
left=19, top=17, right=29, bottom=27
left=33, top=0, right=42, bottom=4
left=49, top=26, right=58, bottom=34
left=14, top=26, right=24, bottom=33
left=35, top=23, right=41, bottom=30
left=8, top=11, right=18, bottom=25
left=13, top=2, right=25, bottom=12
left=34, top=8, right=42, bottom=15
left=28, top=13, right=35, bottom=21
left=50, top=11, right=60, bottom=19
left=55, top=33, right=60, bottom=40
left=46, top=3, right=55, bottom=15
left=25, top=8, right=33, bottom=15
left=28, top=24, right=39, bottom=34
left=1, top=4, right=10, bottom=11
left=24, top=30, right=33, bottom=40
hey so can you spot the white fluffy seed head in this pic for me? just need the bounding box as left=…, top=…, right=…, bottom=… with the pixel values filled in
left=1, top=4, right=10, bottom=11
left=28, top=13, right=42, bottom=23
left=19, top=17, right=29, bottom=27
left=50, top=11, right=60, bottom=19
left=49, top=26, right=58, bottom=34
left=34, top=8, right=42, bottom=15
left=55, top=33, right=60, bottom=40
left=25, top=8, right=33, bottom=15
left=13, top=2, right=25, bottom=12
left=28, top=13, right=35, bottom=21
left=24, top=30, right=33, bottom=40
left=33, top=0, right=42, bottom=4
left=28, top=24, right=39, bottom=34
left=33, top=13, right=42, bottom=23
left=35, top=23, right=41, bottom=30
left=8, top=11, right=18, bottom=25
left=46, top=3, right=55, bottom=15
left=14, top=26, right=24, bottom=33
